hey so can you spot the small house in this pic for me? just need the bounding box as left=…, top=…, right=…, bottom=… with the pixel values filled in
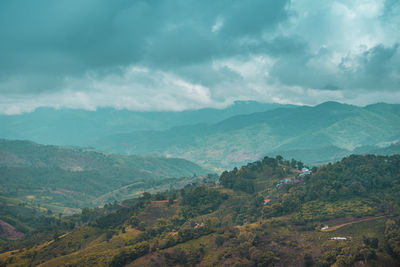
left=264, top=199, right=272, bottom=205
left=299, top=168, right=311, bottom=177
left=194, top=223, right=205, bottom=229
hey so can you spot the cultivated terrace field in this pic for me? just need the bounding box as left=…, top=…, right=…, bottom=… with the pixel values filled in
left=1, top=154, right=400, bottom=266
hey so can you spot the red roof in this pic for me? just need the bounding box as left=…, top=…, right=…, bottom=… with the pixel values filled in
left=264, top=199, right=272, bottom=203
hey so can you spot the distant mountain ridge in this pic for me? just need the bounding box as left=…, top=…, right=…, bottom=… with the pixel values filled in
left=0, top=101, right=296, bottom=146
left=93, top=102, right=400, bottom=169
left=1, top=101, right=399, bottom=170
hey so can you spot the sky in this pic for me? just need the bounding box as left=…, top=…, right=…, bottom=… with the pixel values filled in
left=0, top=0, right=399, bottom=114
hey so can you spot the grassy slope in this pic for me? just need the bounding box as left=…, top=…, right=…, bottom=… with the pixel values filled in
left=1, top=196, right=397, bottom=266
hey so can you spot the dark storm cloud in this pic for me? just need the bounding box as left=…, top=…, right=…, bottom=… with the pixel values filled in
left=0, top=0, right=399, bottom=113
left=270, top=42, right=400, bottom=92
left=0, top=0, right=290, bottom=92
left=0, top=1, right=155, bottom=75
left=340, top=44, right=400, bottom=91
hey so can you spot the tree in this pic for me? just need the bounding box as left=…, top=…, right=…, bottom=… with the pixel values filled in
left=290, top=159, right=297, bottom=168
left=109, top=241, right=149, bottom=267
left=275, top=155, right=283, bottom=164
left=304, top=253, right=313, bottom=267
left=385, top=219, right=400, bottom=259
left=249, top=247, right=279, bottom=266
left=215, top=235, right=225, bottom=246
left=142, top=192, right=151, bottom=200
left=297, top=161, right=304, bottom=170
left=53, top=232, right=59, bottom=241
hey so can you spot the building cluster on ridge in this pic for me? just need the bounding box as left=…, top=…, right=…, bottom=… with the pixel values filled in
left=265, top=167, right=312, bottom=205
left=275, top=167, right=311, bottom=188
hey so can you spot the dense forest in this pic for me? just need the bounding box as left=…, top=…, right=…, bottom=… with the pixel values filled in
left=1, top=154, right=400, bottom=266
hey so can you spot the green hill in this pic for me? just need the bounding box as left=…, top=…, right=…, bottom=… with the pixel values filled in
left=0, top=139, right=211, bottom=211
left=94, top=102, right=400, bottom=169
left=1, top=154, right=399, bottom=266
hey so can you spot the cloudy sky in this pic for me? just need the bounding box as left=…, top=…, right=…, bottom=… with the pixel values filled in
left=0, top=0, right=399, bottom=114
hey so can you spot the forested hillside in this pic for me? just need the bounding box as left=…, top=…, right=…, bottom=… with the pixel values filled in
left=0, top=139, right=211, bottom=211
left=1, top=154, right=399, bottom=266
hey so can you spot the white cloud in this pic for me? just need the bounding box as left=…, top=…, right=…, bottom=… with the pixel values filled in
left=0, top=65, right=223, bottom=114
left=0, top=55, right=398, bottom=115
left=211, top=17, right=224, bottom=33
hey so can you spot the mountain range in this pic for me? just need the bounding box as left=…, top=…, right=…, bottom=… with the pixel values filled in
left=93, top=102, right=400, bottom=169
left=1, top=101, right=399, bottom=170
left=0, top=101, right=295, bottom=146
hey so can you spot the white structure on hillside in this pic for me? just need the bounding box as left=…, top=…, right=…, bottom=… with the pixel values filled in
left=331, top=237, right=347, bottom=240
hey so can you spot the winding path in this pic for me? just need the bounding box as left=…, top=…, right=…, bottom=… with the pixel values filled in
left=321, top=216, right=385, bottom=232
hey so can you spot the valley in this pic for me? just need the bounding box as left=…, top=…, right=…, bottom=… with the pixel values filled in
left=1, top=154, right=399, bottom=266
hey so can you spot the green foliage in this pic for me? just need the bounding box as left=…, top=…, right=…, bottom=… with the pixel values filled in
left=363, top=236, right=379, bottom=249
left=291, top=199, right=376, bottom=224
left=181, top=186, right=228, bottom=216
left=306, top=154, right=400, bottom=201
left=220, top=156, right=289, bottom=193
left=0, top=139, right=211, bottom=210
left=385, top=219, right=400, bottom=259
left=110, top=241, right=149, bottom=267
left=0, top=196, right=77, bottom=253
left=303, top=253, right=313, bottom=267
left=249, top=247, right=279, bottom=267
left=215, top=235, right=225, bottom=246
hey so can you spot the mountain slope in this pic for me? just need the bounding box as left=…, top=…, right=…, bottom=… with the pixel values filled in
left=94, top=102, right=400, bottom=169
left=1, top=154, right=399, bottom=266
left=0, top=139, right=211, bottom=210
